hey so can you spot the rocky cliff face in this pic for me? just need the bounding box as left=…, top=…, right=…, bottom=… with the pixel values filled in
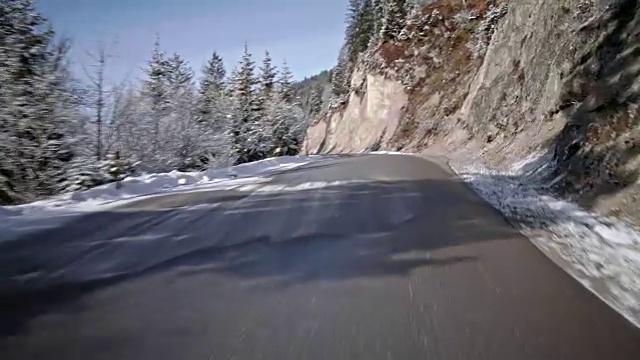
left=305, top=71, right=408, bottom=153
left=305, top=0, right=640, bottom=223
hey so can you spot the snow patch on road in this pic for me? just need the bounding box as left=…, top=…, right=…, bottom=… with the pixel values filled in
left=450, top=153, right=640, bottom=327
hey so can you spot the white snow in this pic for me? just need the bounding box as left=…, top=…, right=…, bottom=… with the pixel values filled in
left=371, top=150, right=414, bottom=155
left=450, top=152, right=640, bottom=327
left=0, top=156, right=316, bottom=241
left=236, top=180, right=369, bottom=193
left=10, top=156, right=314, bottom=212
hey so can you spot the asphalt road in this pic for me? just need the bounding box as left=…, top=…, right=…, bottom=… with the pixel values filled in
left=1, top=154, right=640, bottom=359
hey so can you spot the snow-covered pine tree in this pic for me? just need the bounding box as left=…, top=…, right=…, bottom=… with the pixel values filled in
left=268, top=96, right=308, bottom=157
left=166, top=53, right=194, bottom=89
left=59, top=150, right=137, bottom=193
left=344, top=0, right=361, bottom=61
left=356, top=0, right=375, bottom=53
left=248, top=51, right=279, bottom=156
left=277, top=60, right=295, bottom=103
left=259, top=51, right=277, bottom=100
left=197, top=51, right=226, bottom=124
left=100, top=83, right=136, bottom=157
left=196, top=51, right=236, bottom=167
left=331, top=0, right=378, bottom=102
left=34, top=38, right=77, bottom=196
left=81, top=41, right=114, bottom=161
left=102, top=86, right=147, bottom=168
left=346, top=0, right=374, bottom=64
left=270, top=62, right=310, bottom=157
left=0, top=0, right=51, bottom=201
left=310, top=85, right=324, bottom=115
left=101, top=151, right=136, bottom=183
left=0, top=0, right=78, bottom=203
left=140, top=45, right=202, bottom=171
left=346, top=0, right=362, bottom=25
left=229, top=44, right=261, bottom=163
left=380, top=0, right=409, bottom=41
left=142, top=38, right=171, bottom=157
left=167, top=53, right=226, bottom=171
left=330, top=46, right=352, bottom=100
left=225, top=65, right=239, bottom=98
left=370, top=0, right=385, bottom=46
left=162, top=53, right=202, bottom=170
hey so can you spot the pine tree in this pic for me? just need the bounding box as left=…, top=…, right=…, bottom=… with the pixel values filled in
left=225, top=65, right=239, bottom=98
left=259, top=51, right=277, bottom=99
left=166, top=53, right=194, bottom=89
left=310, top=85, right=324, bottom=115
left=330, top=0, right=376, bottom=102
left=370, top=0, right=385, bottom=46
left=82, top=42, right=113, bottom=161
left=346, top=0, right=362, bottom=25
left=0, top=0, right=77, bottom=203
left=198, top=51, right=226, bottom=123
left=200, top=52, right=226, bottom=93
left=142, top=39, right=171, bottom=154
left=99, top=83, right=137, bottom=158
left=268, top=97, right=308, bottom=157
left=141, top=44, right=211, bottom=171
left=330, top=46, right=352, bottom=99
left=229, top=44, right=260, bottom=163
left=358, top=0, right=375, bottom=48
left=196, top=52, right=232, bottom=167
left=163, top=53, right=201, bottom=170
left=249, top=50, right=278, bottom=157
left=277, top=60, right=294, bottom=103
left=346, top=0, right=374, bottom=63
left=33, top=38, right=77, bottom=196
left=380, top=0, right=409, bottom=41
left=344, top=0, right=360, bottom=59
left=233, top=44, right=258, bottom=109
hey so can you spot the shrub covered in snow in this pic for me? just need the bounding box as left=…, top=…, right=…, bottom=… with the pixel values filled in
left=59, top=153, right=137, bottom=193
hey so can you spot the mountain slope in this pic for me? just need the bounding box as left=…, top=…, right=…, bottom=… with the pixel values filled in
left=305, top=0, right=640, bottom=224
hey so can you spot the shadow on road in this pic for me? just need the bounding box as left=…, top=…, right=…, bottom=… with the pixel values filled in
left=0, top=176, right=524, bottom=338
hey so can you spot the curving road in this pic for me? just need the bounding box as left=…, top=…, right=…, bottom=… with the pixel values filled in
left=1, top=154, right=640, bottom=359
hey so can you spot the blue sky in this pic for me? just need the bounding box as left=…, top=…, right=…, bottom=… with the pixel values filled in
left=36, top=0, right=347, bottom=82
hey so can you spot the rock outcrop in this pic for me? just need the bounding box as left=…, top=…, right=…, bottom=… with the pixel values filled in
left=306, top=70, right=408, bottom=153
left=305, top=0, right=640, bottom=223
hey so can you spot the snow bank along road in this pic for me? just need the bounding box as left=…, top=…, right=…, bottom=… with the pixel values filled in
left=1, top=154, right=640, bottom=360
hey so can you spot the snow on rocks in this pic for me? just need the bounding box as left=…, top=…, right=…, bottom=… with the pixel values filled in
left=450, top=152, right=640, bottom=327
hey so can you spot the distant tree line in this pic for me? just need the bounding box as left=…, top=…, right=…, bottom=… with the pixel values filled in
left=292, top=69, right=332, bottom=118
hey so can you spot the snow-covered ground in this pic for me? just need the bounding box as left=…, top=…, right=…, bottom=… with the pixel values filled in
left=450, top=153, right=640, bottom=328
left=0, top=156, right=317, bottom=242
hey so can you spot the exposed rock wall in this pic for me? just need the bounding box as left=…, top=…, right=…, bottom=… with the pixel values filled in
left=305, top=71, right=408, bottom=154
left=304, top=0, right=640, bottom=223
